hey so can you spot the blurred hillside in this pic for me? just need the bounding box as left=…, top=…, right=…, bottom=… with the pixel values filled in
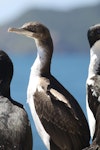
left=0, top=3, right=100, bottom=54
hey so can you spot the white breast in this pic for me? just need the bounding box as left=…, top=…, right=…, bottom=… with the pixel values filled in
left=27, top=73, right=50, bottom=150
left=86, top=89, right=96, bottom=139
left=86, top=42, right=100, bottom=139
left=86, top=75, right=100, bottom=139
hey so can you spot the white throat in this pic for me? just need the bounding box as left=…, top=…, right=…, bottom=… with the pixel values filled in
left=31, top=39, right=47, bottom=76
left=88, top=40, right=100, bottom=79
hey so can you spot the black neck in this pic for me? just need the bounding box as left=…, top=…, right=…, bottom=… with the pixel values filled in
left=0, top=82, right=11, bottom=99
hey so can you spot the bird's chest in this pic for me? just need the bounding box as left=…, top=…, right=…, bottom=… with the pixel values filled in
left=87, top=76, right=100, bottom=100
left=27, top=73, right=49, bottom=102
left=27, top=75, right=50, bottom=149
left=27, top=75, right=42, bottom=122
left=27, top=75, right=42, bottom=100
left=86, top=76, right=100, bottom=138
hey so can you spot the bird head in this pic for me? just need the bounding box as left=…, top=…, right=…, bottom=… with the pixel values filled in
left=0, top=50, right=13, bottom=98
left=8, top=22, right=51, bottom=40
left=87, top=24, right=100, bottom=48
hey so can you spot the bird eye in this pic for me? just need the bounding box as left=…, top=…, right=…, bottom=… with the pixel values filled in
left=96, top=29, right=100, bottom=34
left=24, top=25, right=37, bottom=33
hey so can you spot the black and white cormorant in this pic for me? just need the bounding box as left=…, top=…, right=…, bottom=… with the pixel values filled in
left=0, top=50, right=33, bottom=149
left=83, top=24, right=100, bottom=150
left=8, top=22, right=90, bottom=150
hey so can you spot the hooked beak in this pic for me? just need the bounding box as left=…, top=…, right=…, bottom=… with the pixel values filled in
left=8, top=27, right=33, bottom=38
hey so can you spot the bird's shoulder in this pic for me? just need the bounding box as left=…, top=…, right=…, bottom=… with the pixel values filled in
left=0, top=96, right=29, bottom=128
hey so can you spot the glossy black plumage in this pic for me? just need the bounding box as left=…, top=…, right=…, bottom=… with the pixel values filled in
left=0, top=50, right=33, bottom=149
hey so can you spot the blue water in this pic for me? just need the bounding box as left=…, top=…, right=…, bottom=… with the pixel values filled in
left=9, top=52, right=90, bottom=150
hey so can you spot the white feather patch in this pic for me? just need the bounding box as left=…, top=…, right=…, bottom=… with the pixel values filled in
left=28, top=95, right=50, bottom=150
left=86, top=93, right=96, bottom=139
left=27, top=72, right=50, bottom=149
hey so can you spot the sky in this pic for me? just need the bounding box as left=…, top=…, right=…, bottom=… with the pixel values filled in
left=0, top=0, right=99, bottom=25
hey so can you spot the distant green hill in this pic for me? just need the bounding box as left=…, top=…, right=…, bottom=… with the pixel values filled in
left=1, top=4, right=100, bottom=53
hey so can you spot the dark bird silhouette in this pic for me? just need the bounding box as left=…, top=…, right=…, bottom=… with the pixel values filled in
left=0, top=50, right=33, bottom=150
left=8, top=22, right=90, bottom=150
left=84, top=24, right=100, bottom=150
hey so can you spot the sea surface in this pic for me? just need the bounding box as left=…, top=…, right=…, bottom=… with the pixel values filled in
left=9, top=52, right=90, bottom=150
